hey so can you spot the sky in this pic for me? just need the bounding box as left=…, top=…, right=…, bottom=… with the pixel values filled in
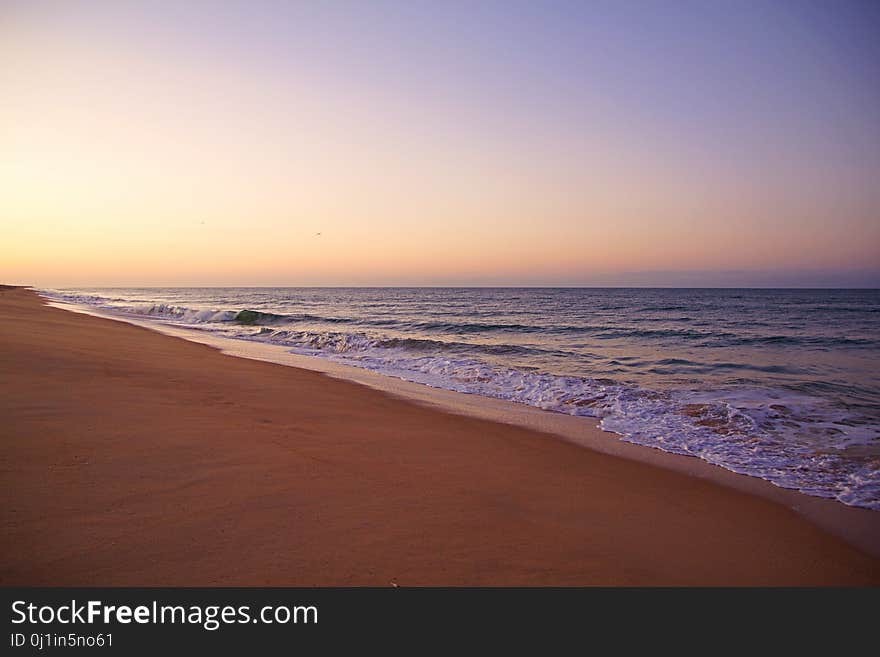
left=2, top=0, right=879, bottom=287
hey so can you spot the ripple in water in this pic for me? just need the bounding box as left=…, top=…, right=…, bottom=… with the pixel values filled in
left=41, top=287, right=880, bottom=509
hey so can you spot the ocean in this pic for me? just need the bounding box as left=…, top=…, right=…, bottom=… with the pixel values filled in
left=41, top=287, right=880, bottom=509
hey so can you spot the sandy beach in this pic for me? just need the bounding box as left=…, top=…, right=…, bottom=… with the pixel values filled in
left=1, top=286, right=877, bottom=586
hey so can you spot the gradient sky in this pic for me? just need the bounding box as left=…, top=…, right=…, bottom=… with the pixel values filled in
left=2, top=0, right=879, bottom=286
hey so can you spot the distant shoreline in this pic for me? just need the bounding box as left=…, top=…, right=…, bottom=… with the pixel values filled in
left=2, top=286, right=878, bottom=585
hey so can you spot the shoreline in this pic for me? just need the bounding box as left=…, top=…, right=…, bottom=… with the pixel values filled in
left=45, top=292, right=880, bottom=558
left=2, top=286, right=878, bottom=585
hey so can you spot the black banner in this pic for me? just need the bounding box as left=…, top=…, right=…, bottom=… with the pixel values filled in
left=2, top=587, right=876, bottom=653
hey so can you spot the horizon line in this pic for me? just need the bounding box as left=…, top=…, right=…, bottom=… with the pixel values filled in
left=20, top=284, right=880, bottom=291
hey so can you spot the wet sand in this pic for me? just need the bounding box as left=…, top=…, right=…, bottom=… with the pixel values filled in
left=1, top=286, right=878, bottom=585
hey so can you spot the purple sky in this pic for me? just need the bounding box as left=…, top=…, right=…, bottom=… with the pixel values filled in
left=3, top=1, right=879, bottom=286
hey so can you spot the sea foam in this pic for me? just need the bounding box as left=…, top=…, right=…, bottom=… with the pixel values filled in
left=40, top=287, right=880, bottom=509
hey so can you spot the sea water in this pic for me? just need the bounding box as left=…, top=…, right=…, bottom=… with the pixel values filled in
left=41, top=287, right=880, bottom=509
